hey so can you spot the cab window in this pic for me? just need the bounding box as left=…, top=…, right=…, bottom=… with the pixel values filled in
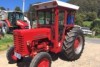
left=38, top=9, right=54, bottom=25
left=67, top=11, right=75, bottom=24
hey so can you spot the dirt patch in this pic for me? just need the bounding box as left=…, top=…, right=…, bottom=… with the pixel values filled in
left=0, top=42, right=100, bottom=67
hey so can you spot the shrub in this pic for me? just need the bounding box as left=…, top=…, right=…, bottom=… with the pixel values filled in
left=86, top=12, right=97, bottom=21
left=91, top=19, right=100, bottom=35
left=75, top=13, right=86, bottom=26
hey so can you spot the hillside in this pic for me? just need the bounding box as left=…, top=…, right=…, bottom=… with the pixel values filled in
left=68, top=0, right=100, bottom=13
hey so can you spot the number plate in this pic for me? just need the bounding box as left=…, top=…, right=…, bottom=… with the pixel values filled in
left=14, top=52, right=21, bottom=59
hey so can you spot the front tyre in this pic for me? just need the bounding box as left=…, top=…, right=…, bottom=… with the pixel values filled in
left=30, top=52, right=52, bottom=67
left=62, top=28, right=85, bottom=61
left=6, top=46, right=17, bottom=64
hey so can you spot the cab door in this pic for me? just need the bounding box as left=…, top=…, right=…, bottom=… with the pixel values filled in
left=58, top=10, right=65, bottom=41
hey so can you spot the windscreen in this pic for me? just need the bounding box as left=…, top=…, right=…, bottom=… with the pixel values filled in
left=15, top=12, right=24, bottom=20
left=38, top=9, right=54, bottom=25
left=8, top=12, right=24, bottom=21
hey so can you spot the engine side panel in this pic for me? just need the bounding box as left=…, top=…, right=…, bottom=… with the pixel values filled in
left=13, top=28, right=51, bottom=56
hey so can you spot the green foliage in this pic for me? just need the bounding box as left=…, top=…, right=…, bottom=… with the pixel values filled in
left=14, top=6, right=22, bottom=12
left=75, top=13, right=86, bottom=26
left=91, top=19, right=100, bottom=34
left=68, top=0, right=100, bottom=13
left=95, top=34, right=100, bottom=38
left=27, top=4, right=36, bottom=21
left=0, top=34, right=13, bottom=51
left=97, top=9, right=100, bottom=18
left=0, top=7, right=5, bottom=10
left=83, top=21, right=92, bottom=27
left=69, top=0, right=99, bottom=28
left=27, top=4, right=36, bottom=27
left=68, top=0, right=100, bottom=20
left=86, top=12, right=97, bottom=21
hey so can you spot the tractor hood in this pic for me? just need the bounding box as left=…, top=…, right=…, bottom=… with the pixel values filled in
left=13, top=28, right=51, bottom=42
left=16, top=20, right=29, bottom=29
left=13, top=28, right=51, bottom=56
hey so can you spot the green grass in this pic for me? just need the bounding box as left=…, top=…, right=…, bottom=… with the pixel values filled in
left=95, top=34, right=100, bottom=38
left=0, top=34, right=13, bottom=51
left=85, top=34, right=100, bottom=38
left=83, top=21, right=92, bottom=27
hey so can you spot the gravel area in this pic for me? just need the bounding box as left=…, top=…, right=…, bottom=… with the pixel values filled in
left=0, top=42, right=100, bottom=67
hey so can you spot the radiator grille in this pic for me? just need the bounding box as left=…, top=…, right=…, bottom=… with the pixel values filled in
left=14, top=33, right=24, bottom=54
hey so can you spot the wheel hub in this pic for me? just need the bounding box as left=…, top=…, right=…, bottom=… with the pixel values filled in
left=74, top=37, right=80, bottom=49
left=11, top=55, right=17, bottom=61
left=11, top=53, right=17, bottom=61
left=38, top=58, right=49, bottom=67
left=74, top=36, right=83, bottom=54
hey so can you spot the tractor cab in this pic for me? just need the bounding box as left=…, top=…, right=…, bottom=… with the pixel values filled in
left=33, top=0, right=79, bottom=51
left=8, top=12, right=24, bottom=26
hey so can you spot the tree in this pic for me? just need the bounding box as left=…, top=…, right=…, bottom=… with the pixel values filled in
left=97, top=9, right=100, bottom=18
left=27, top=4, right=36, bottom=27
left=68, top=0, right=100, bottom=13
left=75, top=13, right=86, bottom=26
left=91, top=19, right=100, bottom=35
left=86, top=12, right=97, bottom=21
left=14, top=6, right=22, bottom=12
left=0, top=7, right=5, bottom=10
left=68, top=0, right=100, bottom=18
left=27, top=4, right=36, bottom=20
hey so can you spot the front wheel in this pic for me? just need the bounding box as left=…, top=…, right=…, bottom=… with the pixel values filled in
left=6, top=46, right=17, bottom=64
left=6, top=46, right=23, bottom=64
left=30, top=52, right=52, bottom=67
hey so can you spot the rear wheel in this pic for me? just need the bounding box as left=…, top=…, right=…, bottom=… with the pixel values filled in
left=0, top=26, right=4, bottom=39
left=30, top=52, right=52, bottom=67
left=62, top=28, right=85, bottom=61
left=3, top=22, right=10, bottom=33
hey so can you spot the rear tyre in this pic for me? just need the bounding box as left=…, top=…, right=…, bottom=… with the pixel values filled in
left=30, top=52, right=52, bottom=67
left=0, top=26, right=4, bottom=39
left=6, top=46, right=17, bottom=64
left=62, top=28, right=85, bottom=61
left=3, top=22, right=10, bottom=33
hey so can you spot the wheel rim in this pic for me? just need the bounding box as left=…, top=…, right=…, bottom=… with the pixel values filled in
left=74, top=36, right=83, bottom=54
left=2, top=25, right=7, bottom=33
left=11, top=54, right=17, bottom=61
left=11, top=50, right=17, bottom=61
left=38, top=58, right=49, bottom=67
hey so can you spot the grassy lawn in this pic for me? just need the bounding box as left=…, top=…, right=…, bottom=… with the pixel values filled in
left=94, top=34, right=100, bottom=38
left=83, top=21, right=92, bottom=27
left=85, top=34, right=100, bottom=38
left=0, top=34, right=13, bottom=51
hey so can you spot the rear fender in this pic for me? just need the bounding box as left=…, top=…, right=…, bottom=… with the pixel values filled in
left=5, top=19, right=11, bottom=27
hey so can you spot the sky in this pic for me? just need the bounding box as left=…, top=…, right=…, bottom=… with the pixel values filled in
left=0, top=0, right=68, bottom=11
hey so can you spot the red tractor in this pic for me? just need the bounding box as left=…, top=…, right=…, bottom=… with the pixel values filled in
left=6, top=1, right=85, bottom=67
left=0, top=11, right=29, bottom=33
